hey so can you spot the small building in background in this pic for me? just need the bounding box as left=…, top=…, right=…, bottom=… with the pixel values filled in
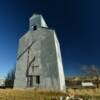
left=0, top=79, right=5, bottom=88
left=65, top=77, right=99, bottom=89
left=81, top=82, right=96, bottom=88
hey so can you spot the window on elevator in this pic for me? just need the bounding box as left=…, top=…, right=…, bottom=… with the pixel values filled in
left=36, top=76, right=40, bottom=84
left=27, top=76, right=33, bottom=87
left=33, top=25, right=37, bottom=30
left=31, top=25, right=37, bottom=31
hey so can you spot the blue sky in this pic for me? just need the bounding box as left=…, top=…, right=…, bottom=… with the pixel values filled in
left=0, top=0, right=100, bottom=79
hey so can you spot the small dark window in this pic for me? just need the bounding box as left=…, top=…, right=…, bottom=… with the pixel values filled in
left=27, top=76, right=33, bottom=87
left=33, top=25, right=37, bottom=30
left=30, top=76, right=33, bottom=86
left=36, top=76, right=40, bottom=84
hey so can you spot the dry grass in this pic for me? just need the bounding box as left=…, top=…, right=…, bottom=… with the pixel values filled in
left=67, top=88, right=100, bottom=96
left=67, top=88, right=100, bottom=100
left=0, top=88, right=66, bottom=100
left=0, top=88, right=100, bottom=100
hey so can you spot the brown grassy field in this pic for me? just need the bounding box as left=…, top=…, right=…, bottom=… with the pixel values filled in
left=0, top=88, right=66, bottom=100
left=67, top=88, right=100, bottom=96
left=67, top=88, right=100, bottom=100
left=0, top=88, right=100, bottom=100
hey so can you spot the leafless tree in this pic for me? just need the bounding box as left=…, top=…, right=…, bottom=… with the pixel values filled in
left=5, top=68, right=15, bottom=88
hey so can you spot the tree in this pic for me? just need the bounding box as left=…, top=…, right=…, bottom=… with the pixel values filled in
left=5, top=68, right=15, bottom=88
left=81, top=65, right=100, bottom=88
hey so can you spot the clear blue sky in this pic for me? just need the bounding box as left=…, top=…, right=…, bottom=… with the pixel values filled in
left=0, top=0, right=100, bottom=79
